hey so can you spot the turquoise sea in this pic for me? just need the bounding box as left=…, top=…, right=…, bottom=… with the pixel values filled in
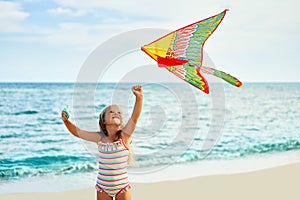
left=0, top=82, right=300, bottom=193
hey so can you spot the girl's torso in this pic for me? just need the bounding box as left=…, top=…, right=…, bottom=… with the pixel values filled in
left=96, top=138, right=130, bottom=197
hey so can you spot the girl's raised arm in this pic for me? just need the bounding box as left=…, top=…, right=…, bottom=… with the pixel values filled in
left=123, top=85, right=143, bottom=136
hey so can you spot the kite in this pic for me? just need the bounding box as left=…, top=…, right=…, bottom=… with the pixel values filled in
left=141, top=9, right=242, bottom=94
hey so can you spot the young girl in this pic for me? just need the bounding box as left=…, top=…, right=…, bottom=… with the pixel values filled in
left=61, top=85, right=143, bottom=200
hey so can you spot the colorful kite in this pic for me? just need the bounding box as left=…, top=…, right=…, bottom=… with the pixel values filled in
left=141, top=9, right=242, bottom=94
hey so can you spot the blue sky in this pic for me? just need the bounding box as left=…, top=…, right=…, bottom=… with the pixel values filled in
left=0, top=0, right=299, bottom=82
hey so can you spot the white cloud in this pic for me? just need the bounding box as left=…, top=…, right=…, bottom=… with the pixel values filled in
left=0, top=1, right=29, bottom=32
left=40, top=21, right=172, bottom=51
left=53, top=0, right=223, bottom=21
left=48, top=7, right=86, bottom=16
left=5, top=0, right=300, bottom=54
left=42, top=23, right=100, bottom=50
left=41, top=0, right=228, bottom=50
left=50, top=0, right=300, bottom=42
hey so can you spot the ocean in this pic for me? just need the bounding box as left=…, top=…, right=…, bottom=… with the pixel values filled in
left=0, top=82, right=300, bottom=193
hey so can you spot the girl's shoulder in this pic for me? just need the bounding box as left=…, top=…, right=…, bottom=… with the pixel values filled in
left=120, top=131, right=132, bottom=145
left=97, top=130, right=105, bottom=143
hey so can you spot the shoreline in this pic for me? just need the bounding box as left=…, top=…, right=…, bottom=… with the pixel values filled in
left=129, top=150, right=300, bottom=182
left=1, top=150, right=299, bottom=195
left=0, top=162, right=299, bottom=200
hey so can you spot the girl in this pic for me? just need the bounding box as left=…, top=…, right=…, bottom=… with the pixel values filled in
left=61, top=85, right=143, bottom=200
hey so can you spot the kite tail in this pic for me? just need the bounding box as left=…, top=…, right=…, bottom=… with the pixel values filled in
left=201, top=66, right=242, bottom=87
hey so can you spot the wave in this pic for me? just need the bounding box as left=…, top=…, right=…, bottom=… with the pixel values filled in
left=0, top=162, right=97, bottom=180
left=35, top=139, right=68, bottom=144
left=95, top=104, right=106, bottom=110
left=1, top=141, right=300, bottom=180
left=14, top=110, right=39, bottom=115
left=0, top=155, right=96, bottom=180
left=207, top=139, right=299, bottom=159
left=133, top=139, right=300, bottom=167
left=0, top=133, right=21, bottom=139
left=40, top=120, right=63, bottom=125
left=0, top=125, right=21, bottom=129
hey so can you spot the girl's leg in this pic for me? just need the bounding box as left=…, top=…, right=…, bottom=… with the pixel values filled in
left=116, top=189, right=132, bottom=200
left=97, top=190, right=112, bottom=200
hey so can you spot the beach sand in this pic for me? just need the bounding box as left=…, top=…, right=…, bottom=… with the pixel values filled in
left=0, top=162, right=299, bottom=200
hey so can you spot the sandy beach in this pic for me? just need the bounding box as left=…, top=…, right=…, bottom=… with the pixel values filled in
left=1, top=162, right=299, bottom=200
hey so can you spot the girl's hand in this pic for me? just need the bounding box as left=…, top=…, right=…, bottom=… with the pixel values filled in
left=61, top=111, right=69, bottom=122
left=132, top=85, right=143, bottom=99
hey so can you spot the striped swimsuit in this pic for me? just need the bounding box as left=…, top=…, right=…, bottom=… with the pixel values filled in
left=95, top=138, right=131, bottom=198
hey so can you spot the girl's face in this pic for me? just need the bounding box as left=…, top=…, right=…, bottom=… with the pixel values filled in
left=104, top=105, right=123, bottom=126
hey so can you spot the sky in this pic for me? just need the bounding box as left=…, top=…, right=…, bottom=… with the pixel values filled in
left=0, top=0, right=299, bottom=82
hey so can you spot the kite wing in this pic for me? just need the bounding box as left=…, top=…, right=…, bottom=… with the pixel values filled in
left=201, top=66, right=243, bottom=87
left=141, top=9, right=229, bottom=94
